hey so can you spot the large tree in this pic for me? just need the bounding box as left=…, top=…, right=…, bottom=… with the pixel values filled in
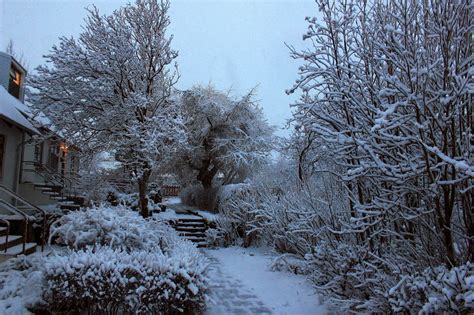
left=173, top=86, right=274, bottom=189
left=289, top=0, right=472, bottom=266
left=30, top=0, right=184, bottom=218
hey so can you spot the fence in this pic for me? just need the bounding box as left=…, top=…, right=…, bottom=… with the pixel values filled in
left=161, top=185, right=180, bottom=197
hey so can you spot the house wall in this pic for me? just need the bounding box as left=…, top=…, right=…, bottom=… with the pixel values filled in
left=0, top=118, right=28, bottom=213
left=0, top=53, right=11, bottom=94
left=19, top=138, right=80, bottom=206
left=0, top=118, right=23, bottom=191
left=18, top=183, right=54, bottom=206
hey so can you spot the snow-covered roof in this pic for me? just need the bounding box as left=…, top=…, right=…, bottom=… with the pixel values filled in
left=13, top=98, right=51, bottom=126
left=0, top=86, right=39, bottom=134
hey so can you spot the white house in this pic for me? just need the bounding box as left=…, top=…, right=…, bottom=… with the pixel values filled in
left=0, top=51, right=82, bottom=258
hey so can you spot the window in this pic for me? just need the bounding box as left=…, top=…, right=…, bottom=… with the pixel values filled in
left=34, top=143, right=43, bottom=165
left=8, top=65, right=22, bottom=99
left=0, top=135, right=5, bottom=177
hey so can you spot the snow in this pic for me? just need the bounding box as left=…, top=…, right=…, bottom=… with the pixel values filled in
left=193, top=210, right=218, bottom=222
left=425, top=145, right=474, bottom=177
left=95, top=152, right=122, bottom=170
left=206, top=246, right=327, bottom=314
left=0, top=86, right=38, bottom=134
left=12, top=97, right=51, bottom=127
left=155, top=208, right=201, bottom=221
left=160, top=197, right=218, bottom=221
left=164, top=197, right=182, bottom=205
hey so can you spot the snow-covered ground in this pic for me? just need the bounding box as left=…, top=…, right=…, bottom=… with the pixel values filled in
left=159, top=197, right=218, bottom=222
left=205, top=246, right=327, bottom=315
left=163, top=196, right=181, bottom=205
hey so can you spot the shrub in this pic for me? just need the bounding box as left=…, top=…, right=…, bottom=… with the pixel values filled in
left=388, top=262, right=474, bottom=314
left=42, top=246, right=208, bottom=314
left=2, top=205, right=210, bottom=314
left=0, top=254, right=46, bottom=314
left=205, top=228, right=225, bottom=248
left=110, top=192, right=162, bottom=211
left=48, top=204, right=181, bottom=252
left=215, top=184, right=261, bottom=247
left=179, top=185, right=220, bottom=211
left=304, top=241, right=398, bottom=313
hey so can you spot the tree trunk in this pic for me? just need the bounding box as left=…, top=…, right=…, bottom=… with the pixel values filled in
left=137, top=170, right=151, bottom=218
left=197, top=159, right=219, bottom=189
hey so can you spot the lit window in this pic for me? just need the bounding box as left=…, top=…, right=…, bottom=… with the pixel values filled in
left=8, top=65, right=22, bottom=99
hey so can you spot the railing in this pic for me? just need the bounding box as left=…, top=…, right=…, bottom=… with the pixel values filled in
left=0, top=219, right=10, bottom=253
left=0, top=185, right=47, bottom=251
left=22, top=161, right=80, bottom=198
left=0, top=199, right=29, bottom=253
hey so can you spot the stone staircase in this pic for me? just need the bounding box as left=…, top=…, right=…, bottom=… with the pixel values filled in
left=174, top=217, right=208, bottom=248
left=33, top=183, right=84, bottom=211
left=0, top=185, right=47, bottom=261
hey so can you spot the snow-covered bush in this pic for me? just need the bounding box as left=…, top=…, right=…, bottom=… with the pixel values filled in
left=1, top=205, right=210, bottom=314
left=42, top=246, right=208, bottom=314
left=215, top=183, right=261, bottom=247
left=388, top=262, right=474, bottom=314
left=0, top=254, right=45, bottom=314
left=78, top=171, right=117, bottom=203
left=179, top=185, right=220, bottom=211
left=49, top=204, right=180, bottom=252
left=205, top=228, right=225, bottom=248
left=113, top=192, right=162, bottom=211
left=305, top=241, right=399, bottom=313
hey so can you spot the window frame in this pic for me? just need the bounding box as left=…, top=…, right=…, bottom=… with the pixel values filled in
left=8, top=64, right=23, bottom=99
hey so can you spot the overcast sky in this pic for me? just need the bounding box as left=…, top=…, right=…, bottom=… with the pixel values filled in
left=0, top=0, right=317, bottom=137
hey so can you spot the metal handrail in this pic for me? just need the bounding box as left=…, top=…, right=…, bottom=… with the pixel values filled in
left=22, top=161, right=80, bottom=199
left=0, top=200, right=29, bottom=253
left=23, top=160, right=74, bottom=185
left=0, top=219, right=10, bottom=253
left=0, top=185, right=46, bottom=251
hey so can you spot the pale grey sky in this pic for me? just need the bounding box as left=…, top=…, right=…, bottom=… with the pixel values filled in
left=0, top=0, right=317, bottom=136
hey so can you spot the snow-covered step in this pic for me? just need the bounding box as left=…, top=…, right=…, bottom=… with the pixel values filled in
left=50, top=196, right=68, bottom=201
left=42, top=191, right=61, bottom=196
left=16, top=205, right=36, bottom=211
left=58, top=200, right=75, bottom=205
left=179, top=231, right=206, bottom=237
left=176, top=221, right=207, bottom=227
left=31, top=182, right=51, bottom=187
left=177, top=218, right=206, bottom=223
left=0, top=214, right=27, bottom=220
left=37, top=186, right=53, bottom=191
left=59, top=204, right=81, bottom=211
left=1, top=242, right=36, bottom=256
left=0, top=235, right=23, bottom=250
left=176, top=227, right=208, bottom=233
left=0, top=227, right=8, bottom=236
left=171, top=214, right=209, bottom=247
left=184, top=235, right=206, bottom=241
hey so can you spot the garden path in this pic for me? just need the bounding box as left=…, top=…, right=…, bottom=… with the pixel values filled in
left=204, top=253, right=272, bottom=314
left=203, top=247, right=327, bottom=315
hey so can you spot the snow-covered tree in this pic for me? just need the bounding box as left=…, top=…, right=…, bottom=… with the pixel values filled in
left=29, top=0, right=184, bottom=217
left=288, top=0, right=472, bottom=266
left=173, top=86, right=274, bottom=189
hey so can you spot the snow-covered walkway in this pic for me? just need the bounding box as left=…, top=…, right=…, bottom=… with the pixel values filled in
left=204, top=247, right=327, bottom=315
